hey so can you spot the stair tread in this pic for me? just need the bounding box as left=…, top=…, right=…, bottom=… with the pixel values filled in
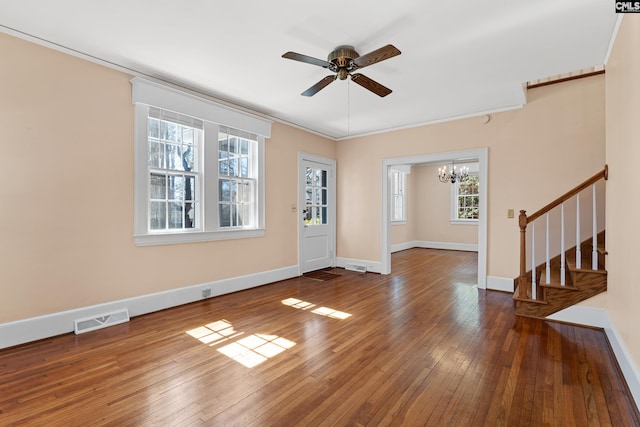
left=565, top=250, right=606, bottom=274
left=513, top=284, right=547, bottom=304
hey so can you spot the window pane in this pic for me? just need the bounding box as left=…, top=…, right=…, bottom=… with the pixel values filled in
left=150, top=201, right=166, bottom=230
left=321, top=207, right=327, bottom=224
left=150, top=173, right=166, bottom=199
left=182, top=127, right=194, bottom=145
left=242, top=204, right=252, bottom=227
left=240, top=139, right=249, bottom=155
left=220, top=204, right=231, bottom=227
left=219, top=134, right=228, bottom=152
left=229, top=136, right=237, bottom=154
left=241, top=181, right=252, bottom=203
left=229, top=181, right=237, bottom=202
left=148, top=141, right=164, bottom=168
left=185, top=176, right=195, bottom=202
left=168, top=202, right=183, bottom=229
left=231, top=204, right=238, bottom=226
left=168, top=175, right=184, bottom=200
left=240, top=157, right=248, bottom=178
left=183, top=146, right=194, bottom=171
left=148, top=118, right=159, bottom=139
left=219, top=158, right=228, bottom=175
left=186, top=201, right=196, bottom=228
left=229, top=158, right=238, bottom=177
left=161, top=120, right=179, bottom=142
left=166, top=144, right=183, bottom=171
left=220, top=180, right=230, bottom=202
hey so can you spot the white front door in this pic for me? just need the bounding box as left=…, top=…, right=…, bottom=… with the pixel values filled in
left=299, top=155, right=336, bottom=274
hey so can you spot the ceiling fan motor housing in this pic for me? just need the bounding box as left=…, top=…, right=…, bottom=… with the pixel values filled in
left=328, top=45, right=359, bottom=79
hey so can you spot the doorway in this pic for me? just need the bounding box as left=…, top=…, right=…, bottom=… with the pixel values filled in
left=381, top=148, right=488, bottom=288
left=298, top=153, right=336, bottom=274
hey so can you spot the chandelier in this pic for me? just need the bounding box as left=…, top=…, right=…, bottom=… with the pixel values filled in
left=438, top=162, right=469, bottom=184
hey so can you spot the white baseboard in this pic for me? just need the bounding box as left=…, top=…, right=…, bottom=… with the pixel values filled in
left=547, top=306, right=640, bottom=411
left=0, top=265, right=299, bottom=350
left=390, top=241, right=478, bottom=254
left=486, top=276, right=515, bottom=292
left=390, top=241, right=416, bottom=253
left=416, top=241, right=478, bottom=252
left=336, top=257, right=382, bottom=274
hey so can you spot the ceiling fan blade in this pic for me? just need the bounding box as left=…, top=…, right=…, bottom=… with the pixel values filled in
left=282, top=51, right=332, bottom=69
left=351, top=73, right=392, bottom=97
left=301, top=75, right=336, bottom=97
left=352, top=44, right=401, bottom=69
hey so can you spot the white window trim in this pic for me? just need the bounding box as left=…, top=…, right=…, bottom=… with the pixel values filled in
left=132, top=78, right=270, bottom=246
left=449, top=163, right=479, bottom=225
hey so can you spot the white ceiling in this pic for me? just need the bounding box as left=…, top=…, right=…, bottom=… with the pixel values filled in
left=0, top=1, right=619, bottom=140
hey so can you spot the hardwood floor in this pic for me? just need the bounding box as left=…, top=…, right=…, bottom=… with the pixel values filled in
left=1, top=249, right=638, bottom=426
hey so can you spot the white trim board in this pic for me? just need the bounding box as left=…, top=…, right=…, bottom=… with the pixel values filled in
left=0, top=265, right=298, bottom=350
left=548, top=306, right=640, bottom=411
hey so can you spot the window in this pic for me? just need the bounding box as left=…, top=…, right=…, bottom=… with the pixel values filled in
left=390, top=169, right=407, bottom=222
left=451, top=166, right=479, bottom=223
left=132, top=78, right=271, bottom=246
left=218, top=128, right=258, bottom=228
left=147, top=108, right=201, bottom=231
left=456, top=174, right=479, bottom=220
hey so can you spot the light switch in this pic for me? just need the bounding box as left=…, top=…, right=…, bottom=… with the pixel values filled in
left=508, top=209, right=514, bottom=219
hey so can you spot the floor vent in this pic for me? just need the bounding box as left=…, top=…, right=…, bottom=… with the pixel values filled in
left=345, top=264, right=367, bottom=273
left=74, top=309, right=130, bottom=334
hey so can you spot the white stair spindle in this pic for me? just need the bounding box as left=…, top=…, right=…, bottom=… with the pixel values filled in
left=545, top=213, right=550, bottom=284
left=531, top=222, right=536, bottom=300
left=560, top=203, right=566, bottom=286
left=576, top=193, right=581, bottom=269
left=592, top=184, right=598, bottom=270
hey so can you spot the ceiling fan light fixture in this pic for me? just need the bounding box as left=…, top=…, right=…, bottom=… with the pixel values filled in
left=282, top=43, right=401, bottom=97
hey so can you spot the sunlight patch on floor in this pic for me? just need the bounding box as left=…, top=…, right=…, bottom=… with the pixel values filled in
left=282, top=298, right=351, bottom=319
left=218, top=334, right=296, bottom=368
left=186, top=320, right=296, bottom=368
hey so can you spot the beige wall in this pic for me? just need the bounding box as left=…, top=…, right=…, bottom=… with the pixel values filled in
left=0, top=33, right=335, bottom=323
left=603, top=15, right=640, bottom=368
left=337, top=74, right=605, bottom=278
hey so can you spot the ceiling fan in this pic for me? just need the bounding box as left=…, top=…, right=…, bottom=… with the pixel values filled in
left=282, top=44, right=401, bottom=97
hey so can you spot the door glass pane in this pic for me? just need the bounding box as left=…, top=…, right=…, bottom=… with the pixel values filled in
left=306, top=167, right=313, bottom=185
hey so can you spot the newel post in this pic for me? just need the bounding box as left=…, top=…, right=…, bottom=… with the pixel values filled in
left=518, top=210, right=528, bottom=298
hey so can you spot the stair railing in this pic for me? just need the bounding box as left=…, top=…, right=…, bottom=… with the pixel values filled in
left=517, top=166, right=608, bottom=300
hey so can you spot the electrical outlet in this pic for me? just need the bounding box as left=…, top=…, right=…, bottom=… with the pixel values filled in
left=508, top=209, right=514, bottom=219
left=202, top=288, right=211, bottom=299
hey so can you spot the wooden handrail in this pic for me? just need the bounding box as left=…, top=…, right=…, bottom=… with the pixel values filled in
left=526, top=165, right=608, bottom=224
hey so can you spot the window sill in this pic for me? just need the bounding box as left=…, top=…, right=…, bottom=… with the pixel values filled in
left=449, top=219, right=479, bottom=226
left=134, top=228, right=265, bottom=246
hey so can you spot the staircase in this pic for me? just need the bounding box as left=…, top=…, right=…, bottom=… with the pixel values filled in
left=514, top=167, right=608, bottom=319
